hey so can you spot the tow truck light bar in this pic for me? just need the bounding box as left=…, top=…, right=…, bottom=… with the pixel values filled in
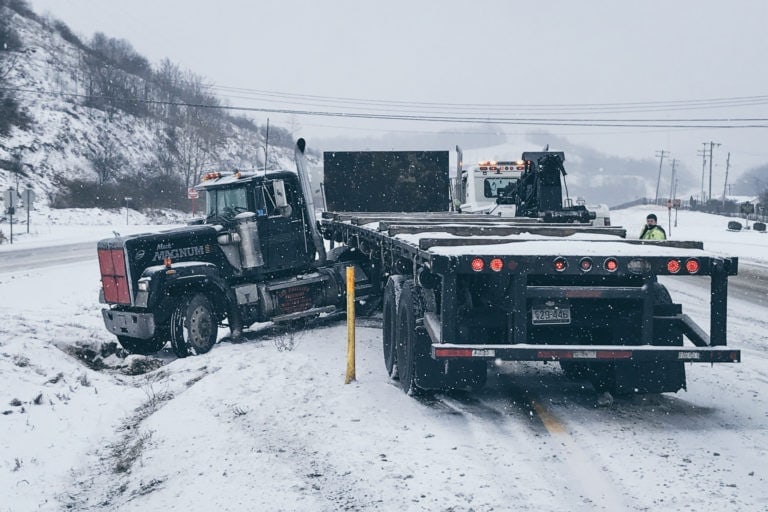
left=477, top=160, right=526, bottom=172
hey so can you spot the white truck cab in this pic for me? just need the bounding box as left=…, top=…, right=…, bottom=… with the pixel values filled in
left=455, top=160, right=525, bottom=214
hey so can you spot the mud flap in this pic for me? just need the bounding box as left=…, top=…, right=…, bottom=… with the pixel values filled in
left=589, top=360, right=686, bottom=395
left=412, top=328, right=446, bottom=390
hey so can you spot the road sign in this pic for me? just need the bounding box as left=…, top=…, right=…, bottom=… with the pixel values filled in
left=187, top=188, right=199, bottom=199
left=4, top=187, right=17, bottom=208
left=22, top=188, right=35, bottom=205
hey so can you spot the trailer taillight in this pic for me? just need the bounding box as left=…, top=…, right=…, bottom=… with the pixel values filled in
left=490, top=258, right=504, bottom=272
left=471, top=258, right=485, bottom=272
left=685, top=258, right=700, bottom=274
left=604, top=258, right=618, bottom=272
left=667, top=259, right=681, bottom=274
left=579, top=257, right=593, bottom=272
left=553, top=257, right=567, bottom=272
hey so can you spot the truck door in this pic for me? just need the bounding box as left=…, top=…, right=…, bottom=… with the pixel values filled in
left=257, top=179, right=313, bottom=270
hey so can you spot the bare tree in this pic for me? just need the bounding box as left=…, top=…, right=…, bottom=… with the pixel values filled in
left=91, top=132, right=127, bottom=184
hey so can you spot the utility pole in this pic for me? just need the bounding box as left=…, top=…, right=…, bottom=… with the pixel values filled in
left=697, top=143, right=708, bottom=203
left=707, top=141, right=721, bottom=202
left=668, top=159, right=677, bottom=202
left=654, top=150, right=669, bottom=205
left=722, top=152, right=731, bottom=206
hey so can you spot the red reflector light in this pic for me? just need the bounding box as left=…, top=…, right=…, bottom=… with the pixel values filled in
left=471, top=258, right=485, bottom=272
left=667, top=259, right=681, bottom=273
left=490, top=258, right=504, bottom=272
left=604, top=258, right=618, bottom=272
left=435, top=348, right=474, bottom=358
left=579, top=257, right=593, bottom=272
left=685, top=259, right=700, bottom=274
left=553, top=257, right=567, bottom=272
left=597, top=350, right=632, bottom=359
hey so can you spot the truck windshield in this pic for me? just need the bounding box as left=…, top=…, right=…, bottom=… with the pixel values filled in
left=205, top=187, right=248, bottom=222
left=482, top=178, right=517, bottom=199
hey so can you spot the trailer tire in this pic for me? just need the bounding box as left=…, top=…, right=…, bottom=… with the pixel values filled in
left=382, top=275, right=405, bottom=379
left=117, top=332, right=167, bottom=355
left=395, top=281, right=443, bottom=395
left=170, top=293, right=218, bottom=358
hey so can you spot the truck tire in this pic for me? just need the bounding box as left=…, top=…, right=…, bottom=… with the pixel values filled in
left=117, top=333, right=167, bottom=356
left=382, top=275, right=406, bottom=379
left=170, top=293, right=218, bottom=358
left=395, top=281, right=443, bottom=395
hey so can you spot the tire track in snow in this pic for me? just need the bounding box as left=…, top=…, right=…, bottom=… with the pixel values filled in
left=425, top=369, right=639, bottom=511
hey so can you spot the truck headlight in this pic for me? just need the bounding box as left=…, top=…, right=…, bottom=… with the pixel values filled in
left=138, top=278, right=151, bottom=292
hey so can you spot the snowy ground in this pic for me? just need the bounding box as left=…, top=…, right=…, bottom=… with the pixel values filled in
left=1, top=205, right=767, bottom=511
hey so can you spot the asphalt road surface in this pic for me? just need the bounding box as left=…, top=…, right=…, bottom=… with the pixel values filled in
left=0, top=241, right=94, bottom=273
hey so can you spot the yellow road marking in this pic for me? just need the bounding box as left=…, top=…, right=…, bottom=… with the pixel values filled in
left=531, top=400, right=566, bottom=434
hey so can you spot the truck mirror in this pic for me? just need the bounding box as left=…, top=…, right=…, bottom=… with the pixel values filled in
left=273, top=180, right=288, bottom=208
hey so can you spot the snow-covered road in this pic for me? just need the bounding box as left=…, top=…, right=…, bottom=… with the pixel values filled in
left=2, top=247, right=767, bottom=511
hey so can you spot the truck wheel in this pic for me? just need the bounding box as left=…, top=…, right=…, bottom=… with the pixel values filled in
left=170, top=294, right=218, bottom=358
left=395, top=281, right=443, bottom=395
left=117, top=334, right=167, bottom=355
left=382, top=275, right=405, bottom=379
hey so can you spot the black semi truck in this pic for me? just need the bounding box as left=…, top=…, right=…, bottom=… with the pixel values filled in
left=98, top=139, right=740, bottom=396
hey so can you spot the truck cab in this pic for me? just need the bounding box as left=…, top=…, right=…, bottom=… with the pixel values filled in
left=456, top=160, right=525, bottom=214
left=97, top=157, right=372, bottom=358
left=196, top=170, right=317, bottom=275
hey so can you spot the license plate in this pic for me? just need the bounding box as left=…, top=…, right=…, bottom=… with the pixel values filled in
left=532, top=308, right=571, bottom=325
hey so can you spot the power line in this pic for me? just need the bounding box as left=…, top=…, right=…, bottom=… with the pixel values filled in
left=199, top=83, right=768, bottom=114
left=4, top=86, right=768, bottom=129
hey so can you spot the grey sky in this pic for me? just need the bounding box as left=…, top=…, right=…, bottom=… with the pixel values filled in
left=26, top=0, right=768, bottom=176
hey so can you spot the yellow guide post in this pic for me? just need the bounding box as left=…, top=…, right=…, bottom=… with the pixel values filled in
left=345, top=265, right=356, bottom=384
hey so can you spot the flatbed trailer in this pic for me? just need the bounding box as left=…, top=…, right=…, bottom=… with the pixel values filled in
left=319, top=211, right=740, bottom=395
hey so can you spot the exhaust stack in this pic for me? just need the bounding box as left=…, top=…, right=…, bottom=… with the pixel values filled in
left=294, top=138, right=327, bottom=263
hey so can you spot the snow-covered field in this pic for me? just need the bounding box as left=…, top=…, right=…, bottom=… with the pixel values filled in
left=1, top=205, right=767, bottom=511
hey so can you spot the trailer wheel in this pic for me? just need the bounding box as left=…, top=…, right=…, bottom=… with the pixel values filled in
left=117, top=332, right=167, bottom=355
left=170, top=294, right=218, bottom=358
left=382, top=275, right=405, bottom=379
left=395, top=281, right=443, bottom=395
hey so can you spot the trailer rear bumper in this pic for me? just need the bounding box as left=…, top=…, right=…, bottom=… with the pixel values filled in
left=431, top=344, right=741, bottom=363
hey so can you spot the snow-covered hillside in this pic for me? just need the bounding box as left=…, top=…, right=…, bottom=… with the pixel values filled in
left=0, top=5, right=301, bottom=211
